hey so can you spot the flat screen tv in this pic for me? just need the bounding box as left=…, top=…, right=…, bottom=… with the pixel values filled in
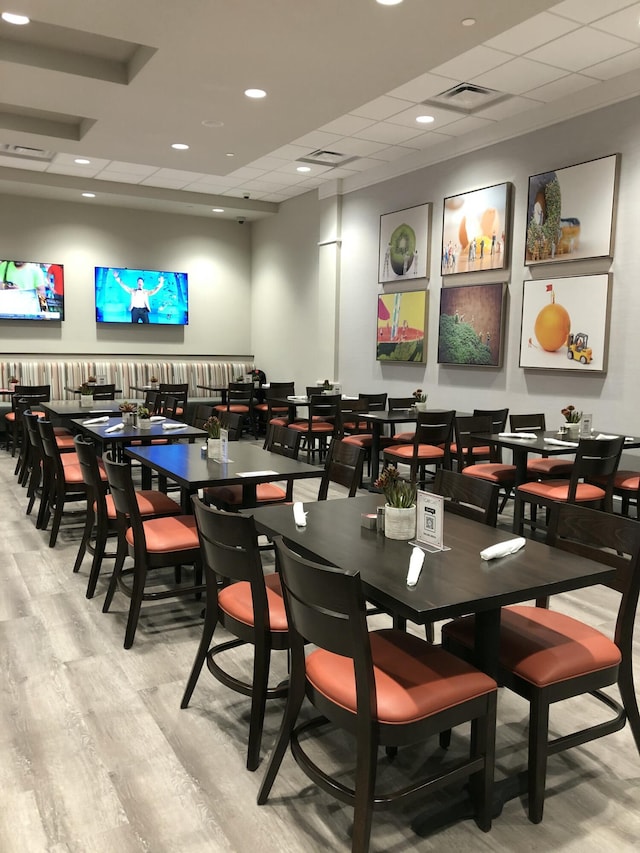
left=95, top=266, right=189, bottom=325
left=0, top=259, right=64, bottom=320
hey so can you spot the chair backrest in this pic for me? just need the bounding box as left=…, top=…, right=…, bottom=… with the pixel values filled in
left=413, top=410, right=455, bottom=455
left=433, top=468, right=499, bottom=526
left=473, top=408, right=509, bottom=433
left=510, top=413, right=546, bottom=432
left=266, top=381, right=295, bottom=398
left=337, top=398, right=368, bottom=436
left=453, top=414, right=494, bottom=468
left=388, top=396, right=414, bottom=412
left=37, top=418, right=71, bottom=485
left=144, top=390, right=161, bottom=414
left=318, top=439, right=365, bottom=500
left=102, top=452, right=148, bottom=558
left=23, top=410, right=45, bottom=458
left=74, top=434, right=109, bottom=520
left=263, top=423, right=301, bottom=458
left=547, top=503, right=640, bottom=652
left=358, top=392, right=387, bottom=411
left=162, top=395, right=180, bottom=419
left=12, top=386, right=50, bottom=412
left=92, top=384, right=116, bottom=400
left=191, top=403, right=216, bottom=429
left=159, top=382, right=188, bottom=402
left=219, top=410, right=243, bottom=440
left=565, top=435, right=624, bottom=502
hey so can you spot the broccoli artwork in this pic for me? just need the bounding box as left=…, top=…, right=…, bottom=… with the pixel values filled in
left=438, top=314, right=493, bottom=365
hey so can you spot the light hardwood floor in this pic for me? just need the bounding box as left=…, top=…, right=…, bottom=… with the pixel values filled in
left=1, top=446, right=639, bottom=852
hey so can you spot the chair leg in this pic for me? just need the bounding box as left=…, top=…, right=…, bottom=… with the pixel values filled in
left=181, top=597, right=218, bottom=708
left=124, top=561, right=148, bottom=649
left=103, top=538, right=126, bottom=613
left=48, top=491, right=64, bottom=548
left=469, top=692, right=496, bottom=832
left=513, top=492, right=525, bottom=535
left=352, top=718, right=377, bottom=853
left=247, top=643, right=271, bottom=771
left=527, top=692, right=550, bottom=824
left=86, top=525, right=110, bottom=599
left=618, top=657, right=640, bottom=755
left=74, top=507, right=95, bottom=573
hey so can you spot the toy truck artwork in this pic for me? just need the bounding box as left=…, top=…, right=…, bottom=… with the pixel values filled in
left=567, top=332, right=592, bottom=364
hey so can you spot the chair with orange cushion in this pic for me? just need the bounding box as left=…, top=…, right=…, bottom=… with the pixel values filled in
left=289, top=394, right=340, bottom=463
left=5, top=384, right=51, bottom=458
left=382, top=410, right=455, bottom=488
left=589, top=468, right=639, bottom=517
left=450, top=408, right=508, bottom=469
left=101, top=453, right=204, bottom=649
left=442, top=502, right=640, bottom=824
left=513, top=435, right=624, bottom=537
left=386, top=396, right=417, bottom=443
left=73, top=434, right=182, bottom=599
left=317, top=438, right=365, bottom=500
left=91, top=383, right=116, bottom=401
left=254, top=381, right=295, bottom=432
left=509, top=413, right=574, bottom=479
left=181, top=499, right=289, bottom=771
left=455, top=415, right=516, bottom=514
left=158, top=382, right=188, bottom=418
left=257, top=538, right=498, bottom=852
left=214, top=381, right=256, bottom=436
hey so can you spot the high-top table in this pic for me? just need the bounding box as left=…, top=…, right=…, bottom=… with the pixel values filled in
left=125, top=441, right=323, bottom=512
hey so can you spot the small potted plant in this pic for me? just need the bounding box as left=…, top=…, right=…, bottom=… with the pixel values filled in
left=119, top=400, right=136, bottom=426
left=149, top=374, right=159, bottom=389
left=374, top=465, right=417, bottom=540
left=413, top=388, right=428, bottom=412
left=204, top=415, right=221, bottom=458
left=561, top=404, right=582, bottom=439
left=137, top=404, right=151, bottom=429
left=8, top=375, right=18, bottom=392
left=80, top=382, right=94, bottom=407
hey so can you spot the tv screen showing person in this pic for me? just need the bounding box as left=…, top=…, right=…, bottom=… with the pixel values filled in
left=0, top=260, right=64, bottom=320
left=94, top=267, right=189, bottom=325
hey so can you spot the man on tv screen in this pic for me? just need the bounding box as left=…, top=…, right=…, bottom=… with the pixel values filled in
left=113, top=270, right=164, bottom=323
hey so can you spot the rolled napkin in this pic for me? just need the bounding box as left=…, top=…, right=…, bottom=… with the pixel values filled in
left=498, top=432, right=538, bottom=440
left=149, top=415, right=166, bottom=422
left=595, top=433, right=617, bottom=440
left=543, top=437, right=579, bottom=447
left=480, top=537, right=526, bottom=561
left=105, top=422, right=124, bottom=433
left=625, top=436, right=635, bottom=443
left=293, top=501, right=307, bottom=527
left=406, top=546, right=425, bottom=587
left=162, top=422, right=187, bottom=431
left=83, top=416, right=109, bottom=425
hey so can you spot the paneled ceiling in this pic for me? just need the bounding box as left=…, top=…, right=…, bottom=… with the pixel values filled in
left=2, top=0, right=640, bottom=220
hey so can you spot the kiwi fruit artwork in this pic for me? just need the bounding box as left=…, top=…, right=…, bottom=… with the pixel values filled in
left=389, top=223, right=416, bottom=275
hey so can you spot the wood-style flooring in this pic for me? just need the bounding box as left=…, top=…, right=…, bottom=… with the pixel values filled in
left=1, top=444, right=639, bottom=852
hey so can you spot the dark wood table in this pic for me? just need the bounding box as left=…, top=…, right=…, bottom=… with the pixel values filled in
left=71, top=416, right=206, bottom=464
left=125, top=441, right=323, bottom=512
left=41, top=399, right=141, bottom=420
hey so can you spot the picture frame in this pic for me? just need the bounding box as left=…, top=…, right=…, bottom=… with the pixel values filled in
left=378, top=203, right=431, bottom=283
left=437, top=282, right=506, bottom=367
left=376, top=290, right=427, bottom=363
left=518, top=274, right=611, bottom=372
left=524, top=154, right=619, bottom=265
left=441, top=182, right=510, bottom=276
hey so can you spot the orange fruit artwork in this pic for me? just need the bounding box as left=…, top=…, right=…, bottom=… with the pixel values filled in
left=534, top=301, right=571, bottom=351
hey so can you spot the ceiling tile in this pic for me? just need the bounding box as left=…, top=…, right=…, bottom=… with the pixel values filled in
left=140, top=167, right=203, bottom=182
left=245, top=155, right=290, bottom=171
left=95, top=171, right=147, bottom=184
left=472, top=56, right=567, bottom=94
left=550, top=0, right=637, bottom=25
left=386, top=72, right=460, bottom=103
left=352, top=121, right=425, bottom=144
left=475, top=95, right=543, bottom=120
left=268, top=143, right=315, bottom=160
left=227, top=166, right=268, bottom=180
left=319, top=114, right=375, bottom=135
left=0, top=155, right=47, bottom=171
left=102, top=161, right=159, bottom=176
left=591, top=3, right=640, bottom=43
left=484, top=11, right=579, bottom=54
left=51, top=152, right=111, bottom=169
left=369, top=144, right=426, bottom=162
left=46, top=163, right=103, bottom=177
left=290, top=130, right=343, bottom=149
left=400, top=131, right=455, bottom=151
left=330, top=137, right=388, bottom=156
left=140, top=176, right=191, bottom=189
left=526, top=27, right=637, bottom=72
left=433, top=115, right=495, bottom=137
left=350, top=95, right=416, bottom=121
left=275, top=161, right=333, bottom=176
left=385, top=104, right=465, bottom=130
left=583, top=46, right=640, bottom=78
left=525, top=72, right=599, bottom=102
left=430, top=44, right=513, bottom=81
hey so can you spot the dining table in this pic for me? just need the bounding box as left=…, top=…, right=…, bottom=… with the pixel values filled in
left=247, top=492, right=617, bottom=833
left=41, top=399, right=142, bottom=420
left=71, top=414, right=206, bottom=463
left=125, top=441, right=323, bottom=512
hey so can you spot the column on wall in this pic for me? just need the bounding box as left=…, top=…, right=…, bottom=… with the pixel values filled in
left=317, top=182, right=342, bottom=383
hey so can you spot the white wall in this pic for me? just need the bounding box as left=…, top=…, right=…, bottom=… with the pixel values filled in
left=0, top=194, right=253, bottom=356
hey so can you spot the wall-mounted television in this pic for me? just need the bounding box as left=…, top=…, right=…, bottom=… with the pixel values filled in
left=95, top=266, right=189, bottom=325
left=0, top=260, right=64, bottom=320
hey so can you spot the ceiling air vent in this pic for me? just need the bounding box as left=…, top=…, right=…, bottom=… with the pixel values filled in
left=297, top=149, right=357, bottom=168
left=0, top=144, right=55, bottom=162
left=423, top=83, right=508, bottom=115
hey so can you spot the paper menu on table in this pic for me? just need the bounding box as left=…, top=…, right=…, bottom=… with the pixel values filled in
left=220, top=428, right=229, bottom=462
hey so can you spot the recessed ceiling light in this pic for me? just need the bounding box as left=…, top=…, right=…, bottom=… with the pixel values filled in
left=225, top=152, right=235, bottom=157
left=1, top=12, right=30, bottom=24
left=416, top=114, right=435, bottom=124
left=74, top=157, right=91, bottom=165
left=171, top=143, right=189, bottom=151
left=296, top=166, right=311, bottom=173
left=244, top=88, right=267, bottom=99
left=82, top=192, right=96, bottom=198
left=202, top=119, right=224, bottom=128
left=212, top=208, right=225, bottom=213
left=376, top=0, right=403, bottom=6
left=461, top=17, right=476, bottom=26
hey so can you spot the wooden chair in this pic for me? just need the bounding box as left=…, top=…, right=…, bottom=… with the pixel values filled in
left=91, top=384, right=116, bottom=401
left=509, top=413, right=574, bottom=479
left=383, top=410, right=455, bottom=488
left=219, top=410, right=244, bottom=441
left=191, top=403, right=216, bottom=430
left=257, top=538, right=498, bottom=852
left=454, top=415, right=516, bottom=514
left=434, top=468, right=499, bottom=527
left=161, top=394, right=181, bottom=420
left=358, top=392, right=387, bottom=412
left=254, top=381, right=295, bottom=432
left=181, top=499, right=289, bottom=771
left=101, top=453, right=204, bottom=649
left=214, top=382, right=256, bottom=436
left=513, top=435, right=624, bottom=537
left=387, top=396, right=416, bottom=442
left=158, top=382, right=188, bottom=418
left=5, top=384, right=51, bottom=459
left=73, top=435, right=181, bottom=599
left=317, top=438, right=365, bottom=500
left=442, top=503, right=640, bottom=823
left=23, top=411, right=46, bottom=521
left=289, top=394, right=340, bottom=463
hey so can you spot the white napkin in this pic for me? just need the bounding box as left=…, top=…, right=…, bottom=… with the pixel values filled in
left=499, top=432, right=538, bottom=439
left=480, top=537, right=526, bottom=561
left=595, top=433, right=617, bottom=440
left=162, top=422, right=187, bottom=431
left=293, top=501, right=307, bottom=526
left=105, top=422, right=124, bottom=433
left=83, top=416, right=109, bottom=425
left=406, top=546, right=425, bottom=586
left=543, top=437, right=579, bottom=447
left=625, top=436, right=635, bottom=443
left=149, top=415, right=166, bottom=422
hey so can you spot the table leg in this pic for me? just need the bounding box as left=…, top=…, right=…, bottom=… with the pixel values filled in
left=368, top=423, right=383, bottom=486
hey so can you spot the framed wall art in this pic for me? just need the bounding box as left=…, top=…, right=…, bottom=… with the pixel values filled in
left=437, top=282, right=506, bottom=367
left=376, top=290, right=427, bottom=363
left=441, top=182, right=510, bottom=276
left=524, top=154, right=619, bottom=265
left=378, top=203, right=431, bottom=283
left=519, top=274, right=611, bottom=372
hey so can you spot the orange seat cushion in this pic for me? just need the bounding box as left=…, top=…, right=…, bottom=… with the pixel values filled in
left=268, top=417, right=290, bottom=427
left=204, top=481, right=287, bottom=506
left=104, top=490, right=180, bottom=520
left=343, top=434, right=373, bottom=449
left=517, top=480, right=605, bottom=502
left=604, top=470, right=639, bottom=493
left=214, top=404, right=249, bottom=414
left=391, top=430, right=414, bottom=443
left=6, top=408, right=47, bottom=422
left=55, top=435, right=77, bottom=450
left=463, top=463, right=516, bottom=484
left=218, top=572, right=288, bottom=632
left=443, top=606, right=621, bottom=688
left=126, top=514, right=199, bottom=552
left=527, top=458, right=574, bottom=476
left=384, top=443, right=444, bottom=461
left=289, top=421, right=334, bottom=434
left=451, top=443, right=491, bottom=458
left=62, top=464, right=87, bottom=486
left=306, top=628, right=495, bottom=725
